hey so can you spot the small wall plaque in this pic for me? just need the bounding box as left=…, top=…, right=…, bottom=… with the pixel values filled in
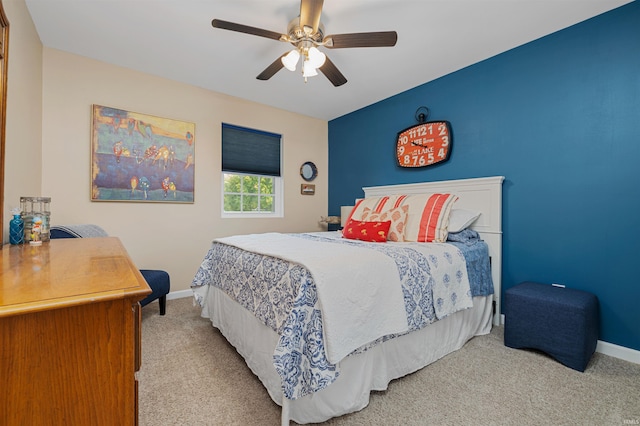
left=301, top=184, right=315, bottom=195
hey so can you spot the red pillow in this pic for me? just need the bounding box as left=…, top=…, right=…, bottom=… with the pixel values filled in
left=342, top=219, right=391, bottom=243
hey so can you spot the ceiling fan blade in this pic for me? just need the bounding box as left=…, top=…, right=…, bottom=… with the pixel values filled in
left=256, top=56, right=285, bottom=81
left=319, top=56, right=347, bottom=87
left=212, top=19, right=284, bottom=41
left=299, top=0, right=323, bottom=34
left=325, top=31, right=398, bottom=48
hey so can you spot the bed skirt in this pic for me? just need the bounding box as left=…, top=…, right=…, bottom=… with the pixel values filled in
left=195, top=285, right=493, bottom=424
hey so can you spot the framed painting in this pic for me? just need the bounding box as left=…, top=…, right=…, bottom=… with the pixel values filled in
left=91, top=105, right=195, bottom=203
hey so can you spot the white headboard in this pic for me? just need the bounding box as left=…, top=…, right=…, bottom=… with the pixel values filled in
left=362, top=176, right=505, bottom=325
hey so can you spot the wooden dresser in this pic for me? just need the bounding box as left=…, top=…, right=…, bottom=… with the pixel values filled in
left=0, top=237, right=151, bottom=425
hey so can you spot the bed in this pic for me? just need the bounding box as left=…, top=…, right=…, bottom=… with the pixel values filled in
left=191, top=176, right=504, bottom=424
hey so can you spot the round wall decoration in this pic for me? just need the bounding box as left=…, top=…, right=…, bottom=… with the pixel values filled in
left=300, top=161, right=318, bottom=181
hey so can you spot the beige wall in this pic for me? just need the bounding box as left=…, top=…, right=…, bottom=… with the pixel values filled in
left=5, top=0, right=329, bottom=293
left=3, top=0, right=43, bottom=235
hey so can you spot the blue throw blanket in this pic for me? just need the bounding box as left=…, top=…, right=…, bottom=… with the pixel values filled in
left=50, top=224, right=109, bottom=238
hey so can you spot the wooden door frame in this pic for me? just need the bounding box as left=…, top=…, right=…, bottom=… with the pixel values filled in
left=0, top=0, right=9, bottom=247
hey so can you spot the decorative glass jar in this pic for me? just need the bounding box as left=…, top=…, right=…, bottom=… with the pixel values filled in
left=20, top=196, right=51, bottom=243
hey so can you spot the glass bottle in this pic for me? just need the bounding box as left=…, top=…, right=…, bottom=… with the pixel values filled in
left=10, top=214, right=24, bottom=245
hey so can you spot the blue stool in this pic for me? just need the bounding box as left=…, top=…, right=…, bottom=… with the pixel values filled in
left=50, top=225, right=170, bottom=315
left=504, top=282, right=598, bottom=372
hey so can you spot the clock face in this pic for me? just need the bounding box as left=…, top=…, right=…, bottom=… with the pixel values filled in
left=396, top=121, right=452, bottom=168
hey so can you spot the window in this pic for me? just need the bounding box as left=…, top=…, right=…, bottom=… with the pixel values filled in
left=223, top=173, right=277, bottom=213
left=222, top=123, right=282, bottom=217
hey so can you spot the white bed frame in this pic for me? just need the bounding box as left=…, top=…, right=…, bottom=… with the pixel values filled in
left=362, top=175, right=504, bottom=326
left=198, top=176, right=505, bottom=425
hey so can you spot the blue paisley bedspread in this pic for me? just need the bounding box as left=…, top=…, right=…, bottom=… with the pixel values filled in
left=191, top=231, right=493, bottom=400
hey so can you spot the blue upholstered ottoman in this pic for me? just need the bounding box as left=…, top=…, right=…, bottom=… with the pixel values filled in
left=504, top=282, right=599, bottom=372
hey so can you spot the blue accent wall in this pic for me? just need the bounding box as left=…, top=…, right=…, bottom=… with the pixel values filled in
left=328, top=2, right=640, bottom=350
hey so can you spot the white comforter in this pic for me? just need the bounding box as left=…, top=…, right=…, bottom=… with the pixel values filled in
left=216, top=233, right=408, bottom=364
left=214, top=232, right=472, bottom=365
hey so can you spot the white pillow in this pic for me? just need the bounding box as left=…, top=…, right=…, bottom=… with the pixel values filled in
left=448, top=209, right=481, bottom=233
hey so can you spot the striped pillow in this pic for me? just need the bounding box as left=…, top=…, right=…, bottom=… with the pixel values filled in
left=345, top=196, right=400, bottom=223
left=398, top=193, right=458, bottom=243
left=361, top=205, right=409, bottom=242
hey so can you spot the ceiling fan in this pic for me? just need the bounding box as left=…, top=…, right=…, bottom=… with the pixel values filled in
left=211, top=0, right=398, bottom=87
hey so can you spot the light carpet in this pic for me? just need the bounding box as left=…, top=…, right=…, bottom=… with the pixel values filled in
left=139, top=297, right=640, bottom=426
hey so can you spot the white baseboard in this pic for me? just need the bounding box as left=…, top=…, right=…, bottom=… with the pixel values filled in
left=167, top=289, right=193, bottom=300
left=596, top=340, right=640, bottom=364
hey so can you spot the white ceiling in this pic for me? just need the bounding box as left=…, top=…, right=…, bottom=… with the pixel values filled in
left=25, top=0, right=631, bottom=121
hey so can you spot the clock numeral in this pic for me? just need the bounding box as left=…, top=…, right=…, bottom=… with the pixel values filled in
left=398, top=145, right=405, bottom=155
left=441, top=135, right=449, bottom=147
left=407, top=124, right=447, bottom=139
left=426, top=124, right=434, bottom=135
left=402, top=155, right=431, bottom=166
left=409, top=125, right=431, bottom=138
left=438, top=148, right=446, bottom=158
left=399, top=135, right=409, bottom=145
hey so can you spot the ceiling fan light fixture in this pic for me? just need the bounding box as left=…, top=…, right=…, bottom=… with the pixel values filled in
left=302, top=59, right=318, bottom=78
left=307, top=46, right=326, bottom=68
left=281, top=49, right=300, bottom=71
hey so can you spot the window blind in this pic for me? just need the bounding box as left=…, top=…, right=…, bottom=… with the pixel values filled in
left=222, top=123, right=281, bottom=176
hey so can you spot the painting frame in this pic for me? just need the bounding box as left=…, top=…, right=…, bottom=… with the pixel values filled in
left=90, top=105, right=195, bottom=203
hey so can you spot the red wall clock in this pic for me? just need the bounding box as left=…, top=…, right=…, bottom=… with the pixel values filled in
left=396, top=120, right=452, bottom=168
